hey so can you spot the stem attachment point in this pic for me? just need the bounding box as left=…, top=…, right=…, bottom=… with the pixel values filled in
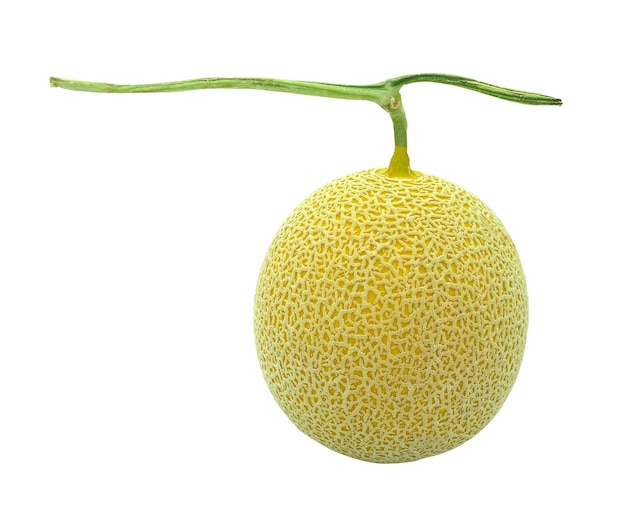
left=377, top=146, right=418, bottom=180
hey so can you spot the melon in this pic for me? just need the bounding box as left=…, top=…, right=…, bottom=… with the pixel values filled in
left=254, top=160, right=528, bottom=463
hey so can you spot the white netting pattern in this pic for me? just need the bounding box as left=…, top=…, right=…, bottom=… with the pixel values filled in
left=254, top=168, right=528, bottom=463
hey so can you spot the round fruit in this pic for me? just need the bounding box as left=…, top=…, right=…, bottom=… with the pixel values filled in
left=254, top=163, right=528, bottom=463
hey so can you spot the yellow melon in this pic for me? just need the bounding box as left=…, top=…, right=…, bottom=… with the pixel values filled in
left=254, top=161, right=528, bottom=463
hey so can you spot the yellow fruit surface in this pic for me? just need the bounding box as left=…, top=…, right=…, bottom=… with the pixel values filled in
left=254, top=166, right=528, bottom=463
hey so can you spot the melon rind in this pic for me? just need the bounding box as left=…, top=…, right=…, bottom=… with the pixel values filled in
left=254, top=168, right=528, bottom=463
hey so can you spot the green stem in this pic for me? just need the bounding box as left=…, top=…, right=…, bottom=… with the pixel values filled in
left=387, top=99, right=408, bottom=148
left=49, top=74, right=561, bottom=106
left=387, top=74, right=562, bottom=106
left=49, top=73, right=561, bottom=177
left=48, top=76, right=385, bottom=102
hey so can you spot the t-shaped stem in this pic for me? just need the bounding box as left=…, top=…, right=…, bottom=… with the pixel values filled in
left=50, top=73, right=561, bottom=178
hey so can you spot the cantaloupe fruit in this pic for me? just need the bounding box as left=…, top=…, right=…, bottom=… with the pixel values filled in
left=254, top=155, right=528, bottom=463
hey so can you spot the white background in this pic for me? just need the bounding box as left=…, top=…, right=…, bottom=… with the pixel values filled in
left=1, top=1, right=624, bottom=509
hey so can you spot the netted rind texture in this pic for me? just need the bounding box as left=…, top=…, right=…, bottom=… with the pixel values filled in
left=254, top=168, right=527, bottom=463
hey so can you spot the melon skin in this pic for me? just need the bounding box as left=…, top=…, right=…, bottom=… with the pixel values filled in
left=254, top=168, right=528, bottom=463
